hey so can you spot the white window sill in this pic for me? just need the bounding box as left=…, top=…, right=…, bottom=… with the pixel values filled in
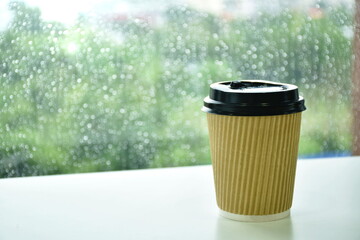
left=1, top=156, right=360, bottom=240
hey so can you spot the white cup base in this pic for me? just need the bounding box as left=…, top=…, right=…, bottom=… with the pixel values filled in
left=219, top=209, right=290, bottom=222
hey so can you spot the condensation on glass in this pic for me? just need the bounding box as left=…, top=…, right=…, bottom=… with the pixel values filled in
left=0, top=0, right=354, bottom=177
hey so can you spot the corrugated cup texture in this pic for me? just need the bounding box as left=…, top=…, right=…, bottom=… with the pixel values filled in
left=207, top=112, right=302, bottom=215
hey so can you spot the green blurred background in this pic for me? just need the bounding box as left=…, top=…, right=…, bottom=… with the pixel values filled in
left=0, top=1, right=354, bottom=177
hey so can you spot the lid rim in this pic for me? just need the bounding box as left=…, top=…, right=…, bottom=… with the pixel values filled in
left=204, top=96, right=305, bottom=107
left=201, top=104, right=306, bottom=116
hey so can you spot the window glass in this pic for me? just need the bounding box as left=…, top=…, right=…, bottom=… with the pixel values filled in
left=0, top=0, right=354, bottom=177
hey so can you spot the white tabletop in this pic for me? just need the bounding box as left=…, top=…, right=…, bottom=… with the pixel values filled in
left=1, top=157, right=360, bottom=240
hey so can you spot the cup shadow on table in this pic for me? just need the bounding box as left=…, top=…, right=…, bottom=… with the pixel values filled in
left=215, top=214, right=294, bottom=240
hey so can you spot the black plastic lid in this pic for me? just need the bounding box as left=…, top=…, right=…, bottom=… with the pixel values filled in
left=202, top=80, right=306, bottom=116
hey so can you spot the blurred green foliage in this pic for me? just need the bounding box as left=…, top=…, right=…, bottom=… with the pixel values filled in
left=0, top=2, right=353, bottom=177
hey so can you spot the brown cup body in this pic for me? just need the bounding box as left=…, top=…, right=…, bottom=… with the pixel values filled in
left=207, top=112, right=302, bottom=216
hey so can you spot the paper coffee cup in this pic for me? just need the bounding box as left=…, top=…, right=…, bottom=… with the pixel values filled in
left=202, top=80, right=306, bottom=222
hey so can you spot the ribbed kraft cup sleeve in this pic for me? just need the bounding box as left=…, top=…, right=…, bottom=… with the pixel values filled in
left=206, top=112, right=302, bottom=215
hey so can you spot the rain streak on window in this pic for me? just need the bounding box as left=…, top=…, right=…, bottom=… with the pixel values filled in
left=0, top=0, right=354, bottom=177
